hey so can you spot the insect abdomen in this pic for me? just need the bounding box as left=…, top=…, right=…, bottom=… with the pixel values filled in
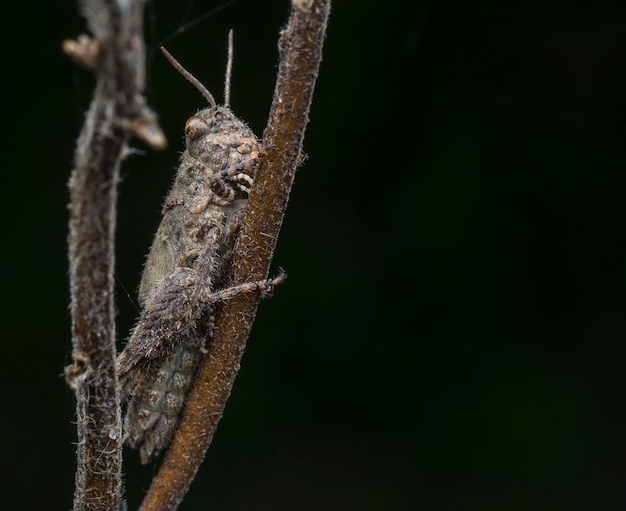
left=124, top=332, right=204, bottom=464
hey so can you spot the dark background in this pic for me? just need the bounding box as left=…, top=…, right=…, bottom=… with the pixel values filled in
left=2, top=0, right=626, bottom=509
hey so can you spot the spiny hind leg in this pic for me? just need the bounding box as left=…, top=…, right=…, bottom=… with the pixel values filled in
left=196, top=270, right=286, bottom=305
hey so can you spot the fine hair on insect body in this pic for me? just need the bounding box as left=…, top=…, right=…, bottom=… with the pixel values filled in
left=117, top=32, right=284, bottom=464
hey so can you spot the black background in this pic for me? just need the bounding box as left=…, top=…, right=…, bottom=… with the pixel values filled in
left=2, top=1, right=626, bottom=509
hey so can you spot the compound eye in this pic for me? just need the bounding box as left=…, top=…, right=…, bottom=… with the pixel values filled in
left=184, top=116, right=209, bottom=140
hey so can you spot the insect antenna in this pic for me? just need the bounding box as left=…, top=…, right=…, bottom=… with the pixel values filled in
left=160, top=46, right=217, bottom=108
left=224, top=29, right=234, bottom=108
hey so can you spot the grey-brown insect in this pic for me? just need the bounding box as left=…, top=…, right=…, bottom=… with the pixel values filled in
left=117, top=38, right=281, bottom=464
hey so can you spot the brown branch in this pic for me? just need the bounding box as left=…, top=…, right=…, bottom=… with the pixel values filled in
left=64, top=1, right=165, bottom=510
left=137, top=1, right=331, bottom=510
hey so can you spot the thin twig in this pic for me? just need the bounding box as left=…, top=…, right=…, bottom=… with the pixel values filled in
left=64, top=1, right=165, bottom=510
left=137, top=1, right=331, bottom=510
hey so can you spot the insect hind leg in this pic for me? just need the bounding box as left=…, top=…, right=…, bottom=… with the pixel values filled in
left=198, top=270, right=286, bottom=305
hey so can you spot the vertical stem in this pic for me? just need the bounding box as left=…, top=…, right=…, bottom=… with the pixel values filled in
left=65, top=1, right=165, bottom=510
left=68, top=92, right=125, bottom=511
left=138, top=0, right=331, bottom=510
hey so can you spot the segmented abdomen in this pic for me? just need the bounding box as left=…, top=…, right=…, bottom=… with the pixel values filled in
left=124, top=328, right=205, bottom=464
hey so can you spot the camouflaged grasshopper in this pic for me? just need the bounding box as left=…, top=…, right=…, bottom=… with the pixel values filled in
left=117, top=36, right=283, bottom=464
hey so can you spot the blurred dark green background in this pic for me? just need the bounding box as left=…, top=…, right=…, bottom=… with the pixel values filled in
left=2, top=0, right=626, bottom=509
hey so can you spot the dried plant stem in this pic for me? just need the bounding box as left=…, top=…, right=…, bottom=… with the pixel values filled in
left=65, top=1, right=164, bottom=510
left=138, top=1, right=331, bottom=510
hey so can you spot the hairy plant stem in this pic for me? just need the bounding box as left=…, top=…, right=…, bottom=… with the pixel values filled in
left=65, top=1, right=164, bottom=510
left=138, top=1, right=331, bottom=510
